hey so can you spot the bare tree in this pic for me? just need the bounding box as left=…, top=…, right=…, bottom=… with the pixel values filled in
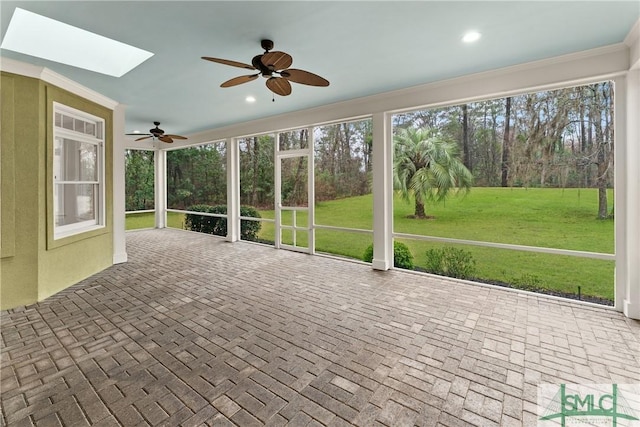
left=501, top=97, right=512, bottom=187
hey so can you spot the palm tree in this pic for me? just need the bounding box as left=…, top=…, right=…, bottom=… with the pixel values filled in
left=394, top=127, right=473, bottom=218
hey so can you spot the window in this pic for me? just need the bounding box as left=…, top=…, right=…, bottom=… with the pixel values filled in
left=391, top=81, right=615, bottom=304
left=166, top=142, right=227, bottom=210
left=314, top=119, right=373, bottom=260
left=166, top=142, right=227, bottom=232
left=238, top=134, right=275, bottom=243
left=53, top=103, right=105, bottom=239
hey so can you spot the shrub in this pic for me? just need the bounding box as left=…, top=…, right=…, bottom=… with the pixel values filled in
left=362, top=245, right=373, bottom=263
left=362, top=242, right=414, bottom=270
left=510, top=273, right=542, bottom=290
left=392, top=242, right=414, bottom=269
left=184, top=205, right=261, bottom=241
left=424, top=247, right=476, bottom=279
left=184, top=204, right=226, bottom=235
left=238, top=206, right=262, bottom=241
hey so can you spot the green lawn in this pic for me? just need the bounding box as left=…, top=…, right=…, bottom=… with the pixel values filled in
left=125, top=188, right=615, bottom=301
left=125, top=211, right=185, bottom=230
left=393, top=187, right=614, bottom=254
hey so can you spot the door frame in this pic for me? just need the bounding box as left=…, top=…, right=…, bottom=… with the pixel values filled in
left=274, top=129, right=315, bottom=254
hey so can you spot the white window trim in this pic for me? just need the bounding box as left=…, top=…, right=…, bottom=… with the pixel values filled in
left=53, top=102, right=106, bottom=240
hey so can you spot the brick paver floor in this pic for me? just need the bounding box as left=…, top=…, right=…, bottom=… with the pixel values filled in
left=2, top=228, right=639, bottom=426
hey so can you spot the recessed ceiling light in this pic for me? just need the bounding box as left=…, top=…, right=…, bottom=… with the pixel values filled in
left=246, top=96, right=256, bottom=103
left=0, top=8, right=153, bottom=77
left=462, top=31, right=481, bottom=43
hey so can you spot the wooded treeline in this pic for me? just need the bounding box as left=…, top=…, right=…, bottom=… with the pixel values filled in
left=126, top=82, right=614, bottom=217
left=125, top=150, right=154, bottom=211
left=124, top=120, right=373, bottom=212
left=166, top=143, right=227, bottom=209
left=239, top=135, right=275, bottom=209
left=314, top=120, right=372, bottom=201
left=237, top=120, right=373, bottom=209
left=394, top=81, right=614, bottom=217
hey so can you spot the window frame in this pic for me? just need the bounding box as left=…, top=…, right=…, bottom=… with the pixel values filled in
left=52, top=102, right=106, bottom=240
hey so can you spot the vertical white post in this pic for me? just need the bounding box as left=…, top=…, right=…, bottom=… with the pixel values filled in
left=154, top=147, right=166, bottom=229
left=112, top=103, right=127, bottom=263
left=274, top=133, right=281, bottom=249
left=227, top=138, right=239, bottom=242
left=623, top=70, right=640, bottom=319
left=372, top=112, right=393, bottom=270
left=308, top=126, right=315, bottom=254
left=614, top=76, right=627, bottom=313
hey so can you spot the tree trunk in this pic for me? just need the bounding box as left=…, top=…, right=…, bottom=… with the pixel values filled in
left=597, top=180, right=608, bottom=219
left=596, top=141, right=608, bottom=219
left=490, top=105, right=499, bottom=185
left=462, top=104, right=472, bottom=171
left=414, top=200, right=426, bottom=218
left=251, top=137, right=259, bottom=206
left=289, top=129, right=308, bottom=206
left=501, top=97, right=511, bottom=186
left=591, top=85, right=608, bottom=219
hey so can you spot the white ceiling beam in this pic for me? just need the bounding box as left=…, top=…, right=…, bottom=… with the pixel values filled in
left=624, top=17, right=640, bottom=70
left=183, top=43, right=629, bottom=147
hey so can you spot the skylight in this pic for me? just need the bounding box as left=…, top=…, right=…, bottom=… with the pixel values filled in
left=0, top=8, right=153, bottom=77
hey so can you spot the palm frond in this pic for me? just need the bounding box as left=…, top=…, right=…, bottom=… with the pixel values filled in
left=393, top=126, right=473, bottom=212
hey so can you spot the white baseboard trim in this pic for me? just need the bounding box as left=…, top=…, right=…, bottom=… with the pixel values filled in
left=113, top=252, right=128, bottom=264
left=372, top=259, right=390, bottom=271
left=624, top=299, right=640, bottom=320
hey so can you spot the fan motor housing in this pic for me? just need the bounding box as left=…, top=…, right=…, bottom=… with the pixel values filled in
left=252, top=55, right=273, bottom=77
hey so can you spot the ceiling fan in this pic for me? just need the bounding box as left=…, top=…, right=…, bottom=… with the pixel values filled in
left=202, top=39, right=329, bottom=97
left=126, top=122, right=187, bottom=143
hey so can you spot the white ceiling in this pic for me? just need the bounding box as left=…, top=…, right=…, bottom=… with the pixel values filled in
left=1, top=1, right=638, bottom=138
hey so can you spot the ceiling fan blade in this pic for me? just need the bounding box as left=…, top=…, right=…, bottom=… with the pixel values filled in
left=221, top=74, right=259, bottom=88
left=126, top=133, right=152, bottom=136
left=135, top=135, right=153, bottom=142
left=261, top=51, right=293, bottom=71
left=202, top=57, right=255, bottom=70
left=159, top=136, right=174, bottom=143
left=165, top=134, right=187, bottom=140
left=266, top=77, right=292, bottom=96
left=280, top=69, right=329, bottom=87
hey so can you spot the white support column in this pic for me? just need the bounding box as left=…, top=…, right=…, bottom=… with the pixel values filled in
left=154, top=148, right=166, bottom=229
left=112, top=103, right=127, bottom=264
left=614, top=76, right=627, bottom=313
left=308, top=126, right=316, bottom=254
left=372, top=112, right=393, bottom=270
left=226, top=138, right=239, bottom=242
left=623, top=69, right=640, bottom=319
left=274, top=133, right=282, bottom=249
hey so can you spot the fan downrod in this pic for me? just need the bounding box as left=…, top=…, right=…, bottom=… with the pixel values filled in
left=261, top=39, right=274, bottom=52
left=151, top=121, right=164, bottom=135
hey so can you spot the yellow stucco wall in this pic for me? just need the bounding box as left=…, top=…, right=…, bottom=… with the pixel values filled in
left=0, top=72, right=114, bottom=310
left=1, top=74, right=41, bottom=308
